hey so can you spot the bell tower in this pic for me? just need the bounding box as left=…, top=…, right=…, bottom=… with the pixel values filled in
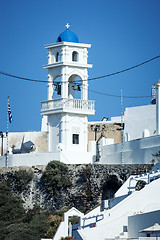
left=41, top=24, right=95, bottom=162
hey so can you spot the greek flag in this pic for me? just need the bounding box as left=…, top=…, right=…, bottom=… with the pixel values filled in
left=8, top=99, right=12, bottom=123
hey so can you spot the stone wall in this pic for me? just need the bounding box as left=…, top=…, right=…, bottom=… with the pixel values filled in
left=0, top=164, right=152, bottom=213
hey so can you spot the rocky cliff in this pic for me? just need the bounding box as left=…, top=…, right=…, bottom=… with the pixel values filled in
left=0, top=163, right=152, bottom=213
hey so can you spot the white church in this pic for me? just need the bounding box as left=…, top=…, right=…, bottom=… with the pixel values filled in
left=0, top=25, right=160, bottom=167
left=40, top=23, right=95, bottom=164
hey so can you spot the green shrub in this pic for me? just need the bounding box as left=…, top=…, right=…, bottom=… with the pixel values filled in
left=69, top=216, right=79, bottom=225
left=45, top=214, right=62, bottom=238
left=82, top=165, right=92, bottom=181
left=1, top=212, right=50, bottom=240
left=0, top=181, right=59, bottom=240
left=42, top=161, right=71, bottom=197
left=6, top=169, right=33, bottom=193
left=51, top=206, right=69, bottom=217
left=0, top=181, right=25, bottom=223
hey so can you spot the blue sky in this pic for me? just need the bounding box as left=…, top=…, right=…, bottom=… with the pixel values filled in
left=0, top=0, right=160, bottom=132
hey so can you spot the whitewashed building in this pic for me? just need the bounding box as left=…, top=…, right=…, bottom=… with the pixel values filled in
left=0, top=26, right=160, bottom=167
left=124, top=104, right=156, bottom=141
left=99, top=81, right=160, bottom=165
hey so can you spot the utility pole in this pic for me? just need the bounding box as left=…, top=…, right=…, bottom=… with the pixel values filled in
left=0, top=131, right=4, bottom=156
left=90, top=124, right=100, bottom=161
left=121, top=89, right=124, bottom=164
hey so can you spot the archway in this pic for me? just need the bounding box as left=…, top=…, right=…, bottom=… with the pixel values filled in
left=63, top=207, right=84, bottom=238
left=102, top=175, right=122, bottom=200
left=53, top=76, right=61, bottom=99
left=68, top=74, right=82, bottom=99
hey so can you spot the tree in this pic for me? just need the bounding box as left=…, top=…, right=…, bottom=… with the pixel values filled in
left=0, top=182, right=50, bottom=240
left=42, top=161, right=71, bottom=197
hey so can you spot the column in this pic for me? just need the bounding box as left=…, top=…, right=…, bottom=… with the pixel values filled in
left=47, top=75, right=54, bottom=100
left=61, top=69, right=68, bottom=98
left=81, top=73, right=88, bottom=100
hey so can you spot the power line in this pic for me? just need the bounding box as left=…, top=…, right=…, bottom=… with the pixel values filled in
left=0, top=71, right=47, bottom=83
left=0, top=55, right=159, bottom=84
left=89, top=88, right=150, bottom=98
left=0, top=70, right=151, bottom=99
left=0, top=55, right=159, bottom=99
left=86, top=55, right=160, bottom=82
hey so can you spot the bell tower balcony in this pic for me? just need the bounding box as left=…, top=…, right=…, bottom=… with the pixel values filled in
left=41, top=98, right=95, bottom=115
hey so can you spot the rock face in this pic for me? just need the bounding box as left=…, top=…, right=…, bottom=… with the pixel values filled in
left=0, top=164, right=152, bottom=212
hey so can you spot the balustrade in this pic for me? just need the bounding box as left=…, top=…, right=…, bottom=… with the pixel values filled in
left=41, top=98, right=95, bottom=114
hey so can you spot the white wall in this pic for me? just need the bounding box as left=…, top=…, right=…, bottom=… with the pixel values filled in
left=48, top=114, right=61, bottom=152
left=128, top=210, right=160, bottom=238
left=110, top=116, right=122, bottom=123
left=0, top=131, right=47, bottom=155
left=0, top=152, right=60, bottom=167
left=65, top=113, right=88, bottom=152
left=41, top=116, right=48, bottom=131
left=0, top=151, right=93, bottom=167
left=59, top=151, right=93, bottom=164
left=100, top=135, right=160, bottom=164
left=2, top=134, right=160, bottom=167
left=124, top=104, right=156, bottom=141
left=48, top=112, right=88, bottom=153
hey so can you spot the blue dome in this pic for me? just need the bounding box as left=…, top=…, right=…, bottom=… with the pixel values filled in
left=57, top=29, right=79, bottom=43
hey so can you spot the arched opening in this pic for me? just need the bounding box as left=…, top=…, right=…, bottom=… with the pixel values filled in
left=72, top=51, right=78, bottom=62
left=68, top=74, right=81, bottom=99
left=101, top=175, right=122, bottom=200
left=53, top=76, right=61, bottom=99
left=56, top=52, right=60, bottom=62
left=57, top=37, right=62, bottom=42
left=63, top=207, right=84, bottom=239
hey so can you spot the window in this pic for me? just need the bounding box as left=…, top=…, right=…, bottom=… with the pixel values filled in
left=72, top=51, right=78, bottom=62
left=72, top=134, right=79, bottom=144
left=57, top=37, right=62, bottom=42
left=56, top=52, right=59, bottom=62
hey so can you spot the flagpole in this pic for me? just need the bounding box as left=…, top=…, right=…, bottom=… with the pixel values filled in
left=6, top=96, right=9, bottom=167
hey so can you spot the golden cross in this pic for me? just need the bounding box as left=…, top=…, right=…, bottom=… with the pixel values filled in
left=65, top=23, right=70, bottom=29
